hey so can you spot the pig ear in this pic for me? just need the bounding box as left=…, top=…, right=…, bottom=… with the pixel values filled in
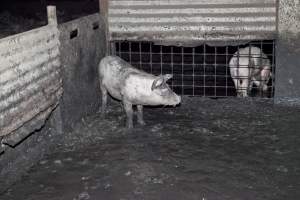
left=163, top=74, right=173, bottom=82
left=151, top=76, right=164, bottom=91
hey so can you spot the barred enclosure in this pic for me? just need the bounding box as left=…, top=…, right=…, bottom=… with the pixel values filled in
left=112, top=40, right=275, bottom=97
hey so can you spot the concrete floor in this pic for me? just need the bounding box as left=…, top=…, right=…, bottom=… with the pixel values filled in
left=1, top=98, right=299, bottom=200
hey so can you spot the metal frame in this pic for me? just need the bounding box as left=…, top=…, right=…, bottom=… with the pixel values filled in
left=111, top=40, right=276, bottom=98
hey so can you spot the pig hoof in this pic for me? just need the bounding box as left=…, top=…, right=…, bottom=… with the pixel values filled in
left=126, top=126, right=133, bottom=129
left=126, top=122, right=133, bottom=129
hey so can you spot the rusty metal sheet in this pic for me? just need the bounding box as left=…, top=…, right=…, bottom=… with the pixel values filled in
left=0, top=24, right=62, bottom=137
left=108, top=0, right=277, bottom=46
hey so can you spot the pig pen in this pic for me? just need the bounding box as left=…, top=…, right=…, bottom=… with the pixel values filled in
left=1, top=97, right=300, bottom=200
left=1, top=1, right=300, bottom=200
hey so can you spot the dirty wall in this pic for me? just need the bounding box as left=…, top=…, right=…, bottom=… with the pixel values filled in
left=59, top=13, right=106, bottom=133
left=275, top=0, right=300, bottom=105
left=0, top=6, right=63, bottom=192
left=0, top=9, right=107, bottom=192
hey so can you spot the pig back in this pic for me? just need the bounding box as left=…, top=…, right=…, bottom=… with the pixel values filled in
left=99, top=56, right=145, bottom=100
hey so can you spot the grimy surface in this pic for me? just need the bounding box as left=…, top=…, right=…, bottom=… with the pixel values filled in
left=1, top=98, right=299, bottom=200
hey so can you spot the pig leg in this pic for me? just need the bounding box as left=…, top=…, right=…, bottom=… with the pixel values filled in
left=253, top=80, right=263, bottom=97
left=248, top=79, right=255, bottom=96
left=123, top=99, right=133, bottom=129
left=137, top=105, right=146, bottom=126
left=100, top=81, right=107, bottom=115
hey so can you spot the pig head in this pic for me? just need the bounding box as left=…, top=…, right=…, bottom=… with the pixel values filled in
left=98, top=56, right=181, bottom=129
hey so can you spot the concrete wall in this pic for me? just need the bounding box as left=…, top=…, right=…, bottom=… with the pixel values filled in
left=59, top=13, right=106, bottom=132
left=275, top=0, right=300, bottom=105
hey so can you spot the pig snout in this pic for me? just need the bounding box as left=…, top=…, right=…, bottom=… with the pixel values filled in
left=237, top=89, right=248, bottom=97
left=175, top=95, right=181, bottom=105
left=167, top=93, right=181, bottom=107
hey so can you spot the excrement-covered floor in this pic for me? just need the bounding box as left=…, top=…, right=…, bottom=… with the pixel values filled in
left=1, top=98, right=300, bottom=200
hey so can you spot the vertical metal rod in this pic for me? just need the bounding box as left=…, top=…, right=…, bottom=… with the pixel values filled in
left=249, top=44, right=252, bottom=97
left=237, top=46, right=240, bottom=95
left=171, top=46, right=174, bottom=89
left=118, top=42, right=121, bottom=57
left=129, top=42, right=132, bottom=64
left=181, top=46, right=184, bottom=95
left=225, top=46, right=228, bottom=97
left=150, top=43, right=153, bottom=74
left=110, top=42, right=116, bottom=55
left=160, top=45, right=163, bottom=75
left=214, top=46, right=217, bottom=97
left=203, top=45, right=206, bottom=96
left=272, top=40, right=276, bottom=98
left=139, top=42, right=142, bottom=69
left=260, top=41, right=263, bottom=97
left=192, top=47, right=195, bottom=96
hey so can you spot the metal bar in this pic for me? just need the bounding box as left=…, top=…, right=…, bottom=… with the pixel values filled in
left=150, top=43, right=153, bottom=74
left=160, top=45, right=163, bottom=74
left=237, top=45, right=240, bottom=93
left=139, top=42, right=142, bottom=69
left=203, top=45, right=206, bottom=96
left=192, top=47, right=195, bottom=96
left=260, top=41, right=263, bottom=97
left=171, top=46, right=174, bottom=89
left=181, top=46, right=184, bottom=95
left=118, top=41, right=121, bottom=56
left=272, top=40, right=275, bottom=98
left=214, top=46, right=217, bottom=96
left=129, top=42, right=132, bottom=64
left=225, top=46, right=228, bottom=96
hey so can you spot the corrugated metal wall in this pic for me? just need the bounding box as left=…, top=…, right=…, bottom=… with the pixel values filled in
left=0, top=23, right=62, bottom=137
left=108, top=0, right=277, bottom=46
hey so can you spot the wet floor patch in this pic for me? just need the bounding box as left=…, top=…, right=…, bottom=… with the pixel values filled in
left=1, top=98, right=300, bottom=200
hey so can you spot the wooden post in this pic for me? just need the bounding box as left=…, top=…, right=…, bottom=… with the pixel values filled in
left=47, top=6, right=58, bottom=25
left=99, top=0, right=110, bottom=55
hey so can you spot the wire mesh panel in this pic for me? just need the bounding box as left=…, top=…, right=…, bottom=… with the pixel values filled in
left=112, top=40, right=275, bottom=98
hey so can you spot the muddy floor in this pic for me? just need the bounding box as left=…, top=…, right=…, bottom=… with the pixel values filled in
left=1, top=98, right=300, bottom=200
